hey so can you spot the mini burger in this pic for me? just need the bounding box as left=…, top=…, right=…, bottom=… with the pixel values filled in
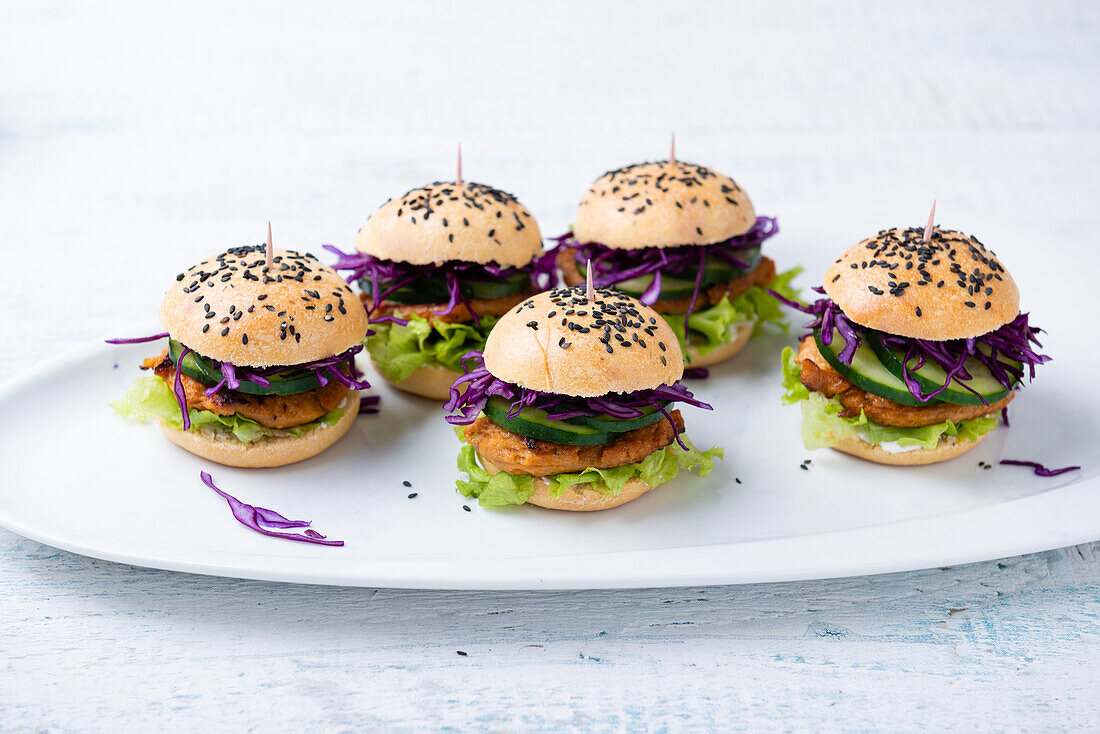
left=555, top=156, right=799, bottom=367
left=777, top=219, right=1049, bottom=465
left=445, top=283, right=722, bottom=510
left=326, top=178, right=555, bottom=400
left=110, top=243, right=372, bottom=467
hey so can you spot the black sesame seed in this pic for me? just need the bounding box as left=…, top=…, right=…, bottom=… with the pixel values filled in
left=220, top=327, right=229, bottom=336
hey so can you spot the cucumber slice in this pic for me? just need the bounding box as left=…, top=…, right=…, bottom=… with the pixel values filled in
left=614, top=272, right=700, bottom=300
left=866, top=334, right=1015, bottom=406
left=362, top=277, right=447, bottom=304
left=168, top=339, right=323, bottom=396
left=483, top=396, right=615, bottom=446
left=563, top=403, right=667, bottom=433
left=359, top=272, right=529, bottom=305
left=465, top=273, right=531, bottom=300
left=813, top=329, right=935, bottom=407
left=578, top=250, right=760, bottom=300
left=167, top=339, right=222, bottom=384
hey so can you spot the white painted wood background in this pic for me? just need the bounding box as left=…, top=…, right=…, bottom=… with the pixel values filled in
left=1, top=1, right=1098, bottom=729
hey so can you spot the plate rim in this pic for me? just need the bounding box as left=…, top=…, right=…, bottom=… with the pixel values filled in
left=0, top=338, right=1095, bottom=590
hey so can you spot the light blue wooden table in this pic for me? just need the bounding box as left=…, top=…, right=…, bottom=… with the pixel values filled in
left=1, top=1, right=1097, bottom=728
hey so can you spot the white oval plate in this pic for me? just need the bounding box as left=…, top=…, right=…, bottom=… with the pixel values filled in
left=0, top=306, right=1095, bottom=590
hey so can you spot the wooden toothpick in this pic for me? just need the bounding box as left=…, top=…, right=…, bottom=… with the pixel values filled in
left=265, top=221, right=273, bottom=271
left=586, top=258, right=595, bottom=303
left=668, top=133, right=676, bottom=168
left=922, top=200, right=937, bottom=243
left=456, top=144, right=463, bottom=185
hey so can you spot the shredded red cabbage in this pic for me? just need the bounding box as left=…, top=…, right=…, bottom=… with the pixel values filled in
left=444, top=351, right=711, bottom=449
left=323, top=244, right=558, bottom=325
left=769, top=287, right=863, bottom=364
left=105, top=332, right=170, bottom=344
left=998, top=460, right=1081, bottom=477
left=771, top=288, right=1049, bottom=405
left=359, top=395, right=381, bottom=415
left=199, top=471, right=344, bottom=546
left=552, top=216, right=778, bottom=325
left=683, top=368, right=710, bottom=380
left=199, top=345, right=373, bottom=397
left=173, top=345, right=192, bottom=431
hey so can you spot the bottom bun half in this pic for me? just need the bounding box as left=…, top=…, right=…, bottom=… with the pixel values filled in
left=683, top=320, right=755, bottom=368
left=159, top=392, right=359, bottom=468
left=480, top=456, right=657, bottom=511
left=376, top=362, right=461, bottom=401
left=830, top=431, right=990, bottom=466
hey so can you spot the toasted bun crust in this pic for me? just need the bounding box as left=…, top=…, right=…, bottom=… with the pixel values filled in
left=480, top=457, right=656, bottom=511
left=573, top=160, right=755, bottom=249
left=375, top=362, right=461, bottom=401
left=683, top=321, right=755, bottom=367
left=157, top=392, right=359, bottom=467
left=824, top=227, right=1020, bottom=340
left=829, top=430, right=990, bottom=466
left=160, top=246, right=368, bottom=367
left=356, top=181, right=543, bottom=268
left=484, top=286, right=684, bottom=397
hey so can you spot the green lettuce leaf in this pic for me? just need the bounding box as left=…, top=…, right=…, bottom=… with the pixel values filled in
left=663, top=266, right=803, bottom=358
left=111, top=374, right=344, bottom=443
left=779, top=347, right=999, bottom=450
left=456, top=443, right=536, bottom=506
left=780, top=346, right=811, bottom=404
left=455, top=430, right=724, bottom=507
left=366, top=315, right=498, bottom=383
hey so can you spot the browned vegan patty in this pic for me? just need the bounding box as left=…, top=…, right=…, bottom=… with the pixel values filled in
left=463, top=409, right=685, bottom=476
left=795, top=337, right=1012, bottom=427
left=142, top=350, right=350, bottom=429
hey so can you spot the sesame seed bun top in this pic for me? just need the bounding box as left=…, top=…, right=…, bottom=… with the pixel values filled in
left=356, top=181, right=543, bottom=269
left=483, top=286, right=684, bottom=398
left=824, top=227, right=1020, bottom=340
left=159, top=245, right=370, bottom=367
left=572, top=160, right=756, bottom=249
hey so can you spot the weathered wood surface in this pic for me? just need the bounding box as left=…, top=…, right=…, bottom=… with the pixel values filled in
left=1, top=537, right=1097, bottom=730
